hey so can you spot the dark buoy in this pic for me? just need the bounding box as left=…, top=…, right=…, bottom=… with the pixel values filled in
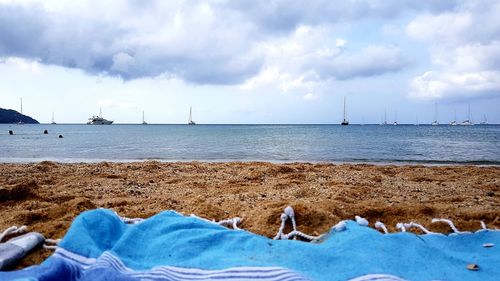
left=58, top=135, right=63, bottom=138
left=9, top=130, right=13, bottom=135
left=43, top=130, right=48, bottom=134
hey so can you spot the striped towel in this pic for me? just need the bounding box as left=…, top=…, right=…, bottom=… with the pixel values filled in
left=1, top=208, right=498, bottom=280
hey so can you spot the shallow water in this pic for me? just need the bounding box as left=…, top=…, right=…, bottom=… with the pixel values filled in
left=0, top=124, right=499, bottom=164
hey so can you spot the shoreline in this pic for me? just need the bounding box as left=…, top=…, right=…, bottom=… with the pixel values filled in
left=1, top=158, right=500, bottom=167
left=1, top=161, right=499, bottom=268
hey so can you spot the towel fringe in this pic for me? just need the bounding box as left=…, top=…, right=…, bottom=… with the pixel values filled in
left=431, top=218, right=471, bottom=234
left=375, top=221, right=388, bottom=234
left=43, top=238, right=61, bottom=250
left=217, top=217, right=242, bottom=230
left=273, top=206, right=321, bottom=241
left=0, top=225, right=27, bottom=242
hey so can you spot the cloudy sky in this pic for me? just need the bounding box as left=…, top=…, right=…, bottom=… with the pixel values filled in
left=0, top=0, right=499, bottom=124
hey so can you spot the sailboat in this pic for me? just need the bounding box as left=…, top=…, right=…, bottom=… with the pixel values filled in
left=450, top=110, right=458, bottom=126
left=380, top=110, right=387, bottom=125
left=17, top=98, right=24, bottom=125
left=51, top=112, right=56, bottom=124
left=460, top=104, right=473, bottom=126
left=142, top=110, right=148, bottom=125
left=341, top=97, right=349, bottom=125
left=393, top=111, right=398, bottom=126
left=188, top=106, right=196, bottom=125
left=480, top=115, right=488, bottom=125
left=431, top=102, right=439, bottom=126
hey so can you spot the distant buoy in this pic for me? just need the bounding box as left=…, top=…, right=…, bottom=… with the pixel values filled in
left=9, top=130, right=13, bottom=135
left=43, top=130, right=48, bottom=134
left=58, top=135, right=63, bottom=138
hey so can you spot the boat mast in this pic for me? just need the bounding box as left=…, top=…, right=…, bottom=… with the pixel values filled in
left=20, top=98, right=23, bottom=114
left=99, top=107, right=102, bottom=118
left=384, top=109, right=387, bottom=124
left=343, top=97, right=346, bottom=121
left=434, top=102, right=438, bottom=123
left=189, top=106, right=192, bottom=123
left=142, top=110, right=145, bottom=123
left=52, top=112, right=55, bottom=123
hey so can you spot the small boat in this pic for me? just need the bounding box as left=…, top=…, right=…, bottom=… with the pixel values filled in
left=341, top=97, right=349, bottom=125
left=87, top=108, right=113, bottom=125
left=380, top=110, right=387, bottom=125
left=188, top=106, right=196, bottom=125
left=450, top=110, right=457, bottom=126
left=51, top=112, right=56, bottom=125
left=17, top=98, right=24, bottom=125
left=393, top=111, right=398, bottom=125
left=480, top=115, right=488, bottom=125
left=460, top=104, right=473, bottom=126
left=142, top=110, right=148, bottom=125
left=431, top=102, right=439, bottom=125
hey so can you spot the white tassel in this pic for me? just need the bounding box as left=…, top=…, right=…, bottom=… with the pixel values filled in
left=396, top=223, right=406, bottom=232
left=480, top=221, right=487, bottom=230
left=332, top=221, right=347, bottom=232
left=0, top=225, right=28, bottom=242
left=375, top=221, right=389, bottom=234
left=113, top=211, right=144, bottom=224
left=273, top=213, right=288, bottom=240
left=432, top=218, right=471, bottom=234
left=273, top=206, right=319, bottom=241
left=403, top=222, right=437, bottom=234
left=217, top=217, right=242, bottom=230
left=355, top=216, right=369, bottom=226
left=43, top=238, right=61, bottom=250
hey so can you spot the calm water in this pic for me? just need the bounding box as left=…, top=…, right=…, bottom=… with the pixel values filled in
left=0, top=124, right=499, bottom=164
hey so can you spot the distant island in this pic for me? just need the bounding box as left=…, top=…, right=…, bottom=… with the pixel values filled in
left=0, top=108, right=39, bottom=124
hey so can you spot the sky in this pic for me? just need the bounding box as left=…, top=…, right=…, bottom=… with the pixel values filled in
left=0, top=0, right=499, bottom=124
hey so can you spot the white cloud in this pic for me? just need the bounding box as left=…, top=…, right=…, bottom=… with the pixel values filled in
left=303, top=92, right=318, bottom=101
left=97, top=99, right=138, bottom=110
left=407, top=1, right=500, bottom=101
left=0, top=0, right=453, bottom=86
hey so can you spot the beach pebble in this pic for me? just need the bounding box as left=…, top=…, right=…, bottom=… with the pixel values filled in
left=483, top=243, right=494, bottom=248
left=467, top=264, right=479, bottom=271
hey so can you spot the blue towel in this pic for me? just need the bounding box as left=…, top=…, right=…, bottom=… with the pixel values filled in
left=1, top=208, right=499, bottom=280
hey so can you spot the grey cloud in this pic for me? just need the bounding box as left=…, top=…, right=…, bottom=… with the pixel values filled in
left=224, top=0, right=461, bottom=33
left=0, top=1, right=455, bottom=84
left=0, top=2, right=263, bottom=84
left=312, top=46, right=410, bottom=80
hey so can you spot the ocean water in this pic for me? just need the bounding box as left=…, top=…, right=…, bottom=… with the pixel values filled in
left=0, top=124, right=499, bottom=164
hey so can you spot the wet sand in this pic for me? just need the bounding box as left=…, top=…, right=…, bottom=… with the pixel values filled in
left=0, top=161, right=499, bottom=268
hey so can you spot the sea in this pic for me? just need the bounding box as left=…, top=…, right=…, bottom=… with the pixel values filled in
left=1, top=124, right=499, bottom=165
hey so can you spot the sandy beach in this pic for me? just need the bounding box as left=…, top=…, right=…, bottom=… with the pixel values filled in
left=1, top=161, right=499, bottom=268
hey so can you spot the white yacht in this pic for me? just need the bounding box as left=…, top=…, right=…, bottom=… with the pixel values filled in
left=87, top=108, right=113, bottom=125
left=188, top=106, right=196, bottom=125
left=142, top=110, right=148, bottom=125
